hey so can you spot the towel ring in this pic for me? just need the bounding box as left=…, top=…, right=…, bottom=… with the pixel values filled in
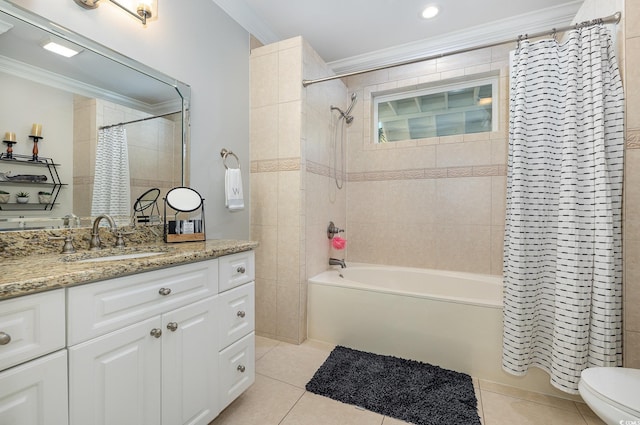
left=220, top=148, right=240, bottom=170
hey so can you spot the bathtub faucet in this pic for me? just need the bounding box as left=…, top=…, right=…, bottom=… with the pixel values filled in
left=329, top=258, right=346, bottom=268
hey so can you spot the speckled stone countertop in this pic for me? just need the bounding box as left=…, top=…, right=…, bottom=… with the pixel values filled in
left=0, top=226, right=258, bottom=301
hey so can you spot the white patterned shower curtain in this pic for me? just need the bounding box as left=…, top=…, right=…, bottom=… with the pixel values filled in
left=502, top=24, right=624, bottom=394
left=91, top=125, right=131, bottom=216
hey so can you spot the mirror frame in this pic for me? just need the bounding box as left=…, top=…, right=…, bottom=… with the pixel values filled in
left=0, top=0, right=190, bottom=188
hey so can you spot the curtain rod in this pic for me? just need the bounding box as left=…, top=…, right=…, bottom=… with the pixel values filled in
left=302, top=11, right=621, bottom=87
left=99, top=111, right=181, bottom=130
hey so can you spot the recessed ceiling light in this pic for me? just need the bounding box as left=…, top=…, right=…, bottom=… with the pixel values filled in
left=42, top=40, right=82, bottom=58
left=421, top=5, right=439, bottom=19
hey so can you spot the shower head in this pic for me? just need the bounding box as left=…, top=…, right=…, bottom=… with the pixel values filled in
left=331, top=92, right=357, bottom=123
left=344, top=92, right=357, bottom=117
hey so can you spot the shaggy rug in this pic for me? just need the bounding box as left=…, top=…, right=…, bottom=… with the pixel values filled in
left=306, top=346, right=481, bottom=425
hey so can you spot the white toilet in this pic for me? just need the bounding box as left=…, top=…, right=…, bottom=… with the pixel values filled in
left=578, top=367, right=640, bottom=425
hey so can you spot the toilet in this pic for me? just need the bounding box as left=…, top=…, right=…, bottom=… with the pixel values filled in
left=578, top=367, right=640, bottom=425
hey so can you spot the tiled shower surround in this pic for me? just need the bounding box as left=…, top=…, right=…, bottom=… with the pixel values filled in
left=250, top=37, right=347, bottom=343
left=251, top=0, right=640, bottom=368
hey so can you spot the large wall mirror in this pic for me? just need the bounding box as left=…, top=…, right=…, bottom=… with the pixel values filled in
left=0, top=0, right=190, bottom=230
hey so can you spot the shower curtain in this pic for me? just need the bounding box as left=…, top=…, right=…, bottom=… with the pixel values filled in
left=502, top=24, right=624, bottom=394
left=91, top=125, right=131, bottom=216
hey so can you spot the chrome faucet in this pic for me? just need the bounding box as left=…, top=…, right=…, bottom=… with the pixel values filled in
left=329, top=258, right=346, bottom=268
left=90, top=214, right=117, bottom=250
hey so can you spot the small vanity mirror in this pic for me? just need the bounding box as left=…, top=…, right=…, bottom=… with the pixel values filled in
left=132, top=187, right=160, bottom=224
left=164, top=187, right=205, bottom=243
left=165, top=187, right=202, bottom=212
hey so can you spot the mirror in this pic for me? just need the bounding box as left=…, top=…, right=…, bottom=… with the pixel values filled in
left=165, top=187, right=202, bottom=212
left=132, top=187, right=160, bottom=224
left=0, top=0, right=190, bottom=230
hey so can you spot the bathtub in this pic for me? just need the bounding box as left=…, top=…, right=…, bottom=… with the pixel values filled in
left=308, top=263, right=565, bottom=396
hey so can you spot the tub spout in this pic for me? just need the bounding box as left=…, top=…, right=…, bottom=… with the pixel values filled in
left=329, top=258, right=346, bottom=268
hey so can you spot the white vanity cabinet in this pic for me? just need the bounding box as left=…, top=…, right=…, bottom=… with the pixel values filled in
left=0, top=289, right=68, bottom=425
left=67, top=259, right=220, bottom=425
left=217, top=251, right=256, bottom=410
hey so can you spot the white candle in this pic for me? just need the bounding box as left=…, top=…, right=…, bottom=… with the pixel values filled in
left=4, top=132, right=16, bottom=142
left=31, top=123, right=42, bottom=137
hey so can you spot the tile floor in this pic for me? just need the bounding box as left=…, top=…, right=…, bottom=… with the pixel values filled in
left=210, top=336, right=606, bottom=425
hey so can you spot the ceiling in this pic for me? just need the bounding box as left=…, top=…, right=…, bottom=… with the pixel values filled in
left=213, top=0, right=585, bottom=73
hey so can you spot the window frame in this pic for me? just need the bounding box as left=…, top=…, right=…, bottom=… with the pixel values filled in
left=372, top=76, right=499, bottom=144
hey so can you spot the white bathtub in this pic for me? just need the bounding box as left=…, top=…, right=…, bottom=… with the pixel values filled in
left=308, top=263, right=568, bottom=397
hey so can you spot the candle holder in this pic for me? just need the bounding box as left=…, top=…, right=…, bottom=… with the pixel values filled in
left=2, top=139, right=16, bottom=160
left=28, top=135, right=43, bottom=162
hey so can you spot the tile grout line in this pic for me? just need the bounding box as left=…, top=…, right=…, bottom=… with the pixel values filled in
left=277, top=390, right=308, bottom=425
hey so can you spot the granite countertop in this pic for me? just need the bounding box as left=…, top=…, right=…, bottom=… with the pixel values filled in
left=0, top=239, right=258, bottom=301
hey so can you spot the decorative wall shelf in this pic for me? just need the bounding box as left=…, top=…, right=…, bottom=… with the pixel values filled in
left=0, top=153, right=65, bottom=211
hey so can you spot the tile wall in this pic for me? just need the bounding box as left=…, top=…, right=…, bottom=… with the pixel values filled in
left=250, top=37, right=347, bottom=343
left=344, top=47, right=511, bottom=275
left=622, top=0, right=640, bottom=368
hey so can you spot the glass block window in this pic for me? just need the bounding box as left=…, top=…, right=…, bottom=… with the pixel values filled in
left=374, top=77, right=498, bottom=143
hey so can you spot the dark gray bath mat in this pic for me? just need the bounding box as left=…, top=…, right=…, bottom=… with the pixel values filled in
left=306, top=346, right=481, bottom=425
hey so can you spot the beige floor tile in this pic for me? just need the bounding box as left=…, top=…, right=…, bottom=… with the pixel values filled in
left=210, top=374, right=304, bottom=425
left=475, top=380, right=485, bottom=424
left=575, top=402, right=603, bottom=420
left=381, top=416, right=412, bottom=424
left=255, top=335, right=279, bottom=360
left=280, top=392, right=384, bottom=425
left=582, top=415, right=606, bottom=425
left=479, top=380, right=579, bottom=413
left=481, top=391, right=587, bottom=425
left=256, top=338, right=334, bottom=388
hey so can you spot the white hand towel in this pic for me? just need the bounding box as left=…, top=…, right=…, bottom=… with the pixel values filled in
left=225, top=168, right=244, bottom=211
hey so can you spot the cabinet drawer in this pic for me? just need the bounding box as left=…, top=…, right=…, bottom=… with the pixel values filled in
left=218, top=332, right=255, bottom=410
left=219, top=251, right=255, bottom=292
left=0, top=289, right=65, bottom=371
left=217, top=282, right=254, bottom=350
left=68, top=259, right=218, bottom=345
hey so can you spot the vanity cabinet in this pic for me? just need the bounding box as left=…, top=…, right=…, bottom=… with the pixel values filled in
left=0, top=289, right=68, bottom=425
left=0, top=249, right=255, bottom=425
left=67, top=260, right=219, bottom=425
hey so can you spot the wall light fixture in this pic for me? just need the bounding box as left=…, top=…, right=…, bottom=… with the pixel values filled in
left=73, top=0, right=156, bottom=25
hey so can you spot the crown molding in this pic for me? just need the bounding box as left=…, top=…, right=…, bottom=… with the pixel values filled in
left=0, top=55, right=179, bottom=114
left=327, top=1, right=584, bottom=74
left=211, top=0, right=279, bottom=45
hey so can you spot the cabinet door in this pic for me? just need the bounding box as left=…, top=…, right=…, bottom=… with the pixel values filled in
left=68, top=316, right=161, bottom=425
left=0, top=350, right=68, bottom=425
left=162, top=296, right=218, bottom=425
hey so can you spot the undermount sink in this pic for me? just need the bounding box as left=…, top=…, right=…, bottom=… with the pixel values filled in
left=61, top=247, right=172, bottom=263
left=75, top=252, right=167, bottom=263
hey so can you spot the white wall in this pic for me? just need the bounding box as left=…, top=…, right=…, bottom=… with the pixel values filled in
left=0, top=73, right=73, bottom=216
left=12, top=0, right=251, bottom=239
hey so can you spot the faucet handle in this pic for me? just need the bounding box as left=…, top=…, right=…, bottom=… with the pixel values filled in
left=114, top=230, right=135, bottom=248
left=49, top=235, right=76, bottom=254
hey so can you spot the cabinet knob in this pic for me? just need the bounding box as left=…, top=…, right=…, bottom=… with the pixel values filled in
left=167, top=322, right=178, bottom=332
left=0, top=332, right=11, bottom=345
left=237, top=364, right=246, bottom=373
left=150, top=328, right=162, bottom=338
left=237, top=310, right=246, bottom=318
left=236, top=266, right=246, bottom=274
left=158, top=287, right=172, bottom=296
